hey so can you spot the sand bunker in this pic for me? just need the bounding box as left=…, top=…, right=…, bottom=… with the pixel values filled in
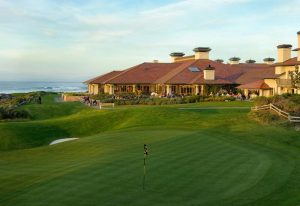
left=50, top=138, right=79, bottom=145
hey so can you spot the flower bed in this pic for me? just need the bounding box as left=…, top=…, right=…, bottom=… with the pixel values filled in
left=86, top=93, right=236, bottom=106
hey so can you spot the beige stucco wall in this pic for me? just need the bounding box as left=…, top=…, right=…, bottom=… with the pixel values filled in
left=174, top=56, right=195, bottom=62
left=277, top=66, right=295, bottom=79
left=88, top=84, right=99, bottom=95
left=298, top=34, right=300, bottom=61
left=229, top=60, right=240, bottom=65
left=93, top=84, right=99, bottom=95
left=264, top=61, right=274, bottom=65
left=88, top=84, right=92, bottom=94
left=195, top=52, right=209, bottom=60
left=171, top=56, right=177, bottom=62
left=63, top=95, right=84, bottom=102
left=204, top=70, right=215, bottom=80
left=104, top=84, right=110, bottom=93
left=109, top=84, right=114, bottom=95
left=275, top=65, right=295, bottom=79
left=277, top=48, right=291, bottom=62
left=262, top=90, right=273, bottom=97
left=275, top=66, right=285, bottom=75
left=194, top=85, right=199, bottom=95
left=264, top=79, right=277, bottom=95
left=166, top=85, right=171, bottom=95
left=285, top=66, right=296, bottom=79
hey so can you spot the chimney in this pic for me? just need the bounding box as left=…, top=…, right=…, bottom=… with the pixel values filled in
left=263, top=57, right=275, bottom=65
left=153, top=60, right=159, bottom=63
left=204, top=65, right=215, bottom=80
left=215, top=59, right=224, bottom=63
left=229, top=57, right=240, bottom=65
left=298, top=31, right=300, bottom=61
left=298, top=31, right=300, bottom=49
left=292, top=31, right=300, bottom=61
left=245, top=59, right=256, bottom=64
left=170, top=52, right=185, bottom=62
left=277, top=44, right=292, bottom=62
left=193, top=47, right=211, bottom=60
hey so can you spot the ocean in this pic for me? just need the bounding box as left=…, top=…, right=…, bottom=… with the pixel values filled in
left=0, top=82, right=87, bottom=94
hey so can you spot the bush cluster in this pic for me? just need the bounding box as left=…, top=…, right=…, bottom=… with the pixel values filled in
left=0, top=107, right=29, bottom=120
left=0, top=92, right=44, bottom=120
left=253, top=94, right=300, bottom=115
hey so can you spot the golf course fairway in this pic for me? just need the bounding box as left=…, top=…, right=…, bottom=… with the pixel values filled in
left=1, top=94, right=300, bottom=206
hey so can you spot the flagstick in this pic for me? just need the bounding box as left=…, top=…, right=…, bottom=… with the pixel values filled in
left=143, top=154, right=146, bottom=190
left=143, top=144, right=148, bottom=191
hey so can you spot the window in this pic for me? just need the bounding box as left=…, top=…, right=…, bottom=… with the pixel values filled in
left=189, top=67, right=201, bottom=72
left=171, top=85, right=176, bottom=93
left=180, top=86, right=193, bottom=95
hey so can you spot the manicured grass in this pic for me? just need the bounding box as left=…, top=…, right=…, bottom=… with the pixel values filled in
left=21, top=94, right=90, bottom=120
left=0, top=94, right=300, bottom=206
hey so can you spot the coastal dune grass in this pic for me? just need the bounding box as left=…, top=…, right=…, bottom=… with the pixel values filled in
left=1, top=94, right=300, bottom=205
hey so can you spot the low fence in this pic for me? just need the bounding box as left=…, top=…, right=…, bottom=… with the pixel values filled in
left=252, top=104, right=300, bottom=123
left=86, top=100, right=115, bottom=109
left=99, top=102, right=115, bottom=110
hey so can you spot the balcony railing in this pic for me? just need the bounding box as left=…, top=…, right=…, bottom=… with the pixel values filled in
left=276, top=79, right=292, bottom=87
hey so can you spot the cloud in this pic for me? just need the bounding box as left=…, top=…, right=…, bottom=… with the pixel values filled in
left=272, top=0, right=300, bottom=14
left=0, top=50, right=21, bottom=59
left=140, top=0, right=250, bottom=17
left=76, top=14, right=122, bottom=26
left=0, top=0, right=299, bottom=81
left=43, top=29, right=56, bottom=37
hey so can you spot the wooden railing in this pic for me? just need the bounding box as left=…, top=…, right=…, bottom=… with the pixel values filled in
left=252, top=104, right=300, bottom=123
left=99, top=102, right=115, bottom=110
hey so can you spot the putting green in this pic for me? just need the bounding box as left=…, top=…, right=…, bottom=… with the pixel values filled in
left=0, top=95, right=300, bottom=206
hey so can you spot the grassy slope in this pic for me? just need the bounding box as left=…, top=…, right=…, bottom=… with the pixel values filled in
left=1, top=95, right=300, bottom=206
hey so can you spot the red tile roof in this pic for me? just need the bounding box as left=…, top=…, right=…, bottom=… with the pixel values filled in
left=84, top=71, right=123, bottom=84
left=166, top=59, right=238, bottom=84
left=273, top=57, right=300, bottom=66
left=86, top=59, right=276, bottom=86
left=237, top=80, right=271, bottom=89
left=108, top=62, right=181, bottom=84
left=234, top=67, right=275, bottom=84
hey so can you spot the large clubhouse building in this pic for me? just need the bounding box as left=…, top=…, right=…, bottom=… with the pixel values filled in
left=85, top=31, right=300, bottom=97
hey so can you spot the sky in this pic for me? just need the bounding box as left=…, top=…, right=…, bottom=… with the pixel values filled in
left=0, top=0, right=299, bottom=82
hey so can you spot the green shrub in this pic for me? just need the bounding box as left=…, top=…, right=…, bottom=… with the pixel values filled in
left=253, top=96, right=269, bottom=106
left=249, top=111, right=281, bottom=124
left=0, top=92, right=45, bottom=120
left=289, top=94, right=300, bottom=104
left=0, top=106, right=29, bottom=120
left=253, top=94, right=300, bottom=116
